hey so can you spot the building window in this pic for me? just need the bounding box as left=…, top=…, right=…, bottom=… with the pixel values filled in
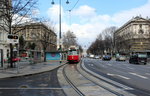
left=0, top=32, right=3, bottom=41
left=138, top=29, right=144, bottom=34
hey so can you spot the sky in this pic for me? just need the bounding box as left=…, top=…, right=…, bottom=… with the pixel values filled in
left=36, top=0, right=150, bottom=48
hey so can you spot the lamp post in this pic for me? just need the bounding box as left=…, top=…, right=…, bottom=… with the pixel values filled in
left=51, top=0, right=69, bottom=49
left=51, top=0, right=69, bottom=63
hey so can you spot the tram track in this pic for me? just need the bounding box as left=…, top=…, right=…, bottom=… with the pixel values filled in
left=62, top=65, right=85, bottom=96
left=58, top=63, right=124, bottom=96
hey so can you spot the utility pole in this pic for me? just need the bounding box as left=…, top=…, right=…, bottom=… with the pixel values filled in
left=51, top=0, right=69, bottom=63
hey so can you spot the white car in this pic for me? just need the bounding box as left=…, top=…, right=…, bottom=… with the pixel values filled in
left=89, top=55, right=94, bottom=58
left=116, top=55, right=126, bottom=61
left=94, top=56, right=99, bottom=59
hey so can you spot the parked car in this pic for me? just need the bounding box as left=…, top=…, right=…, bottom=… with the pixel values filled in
left=5, top=57, right=21, bottom=63
left=129, top=53, right=147, bottom=65
left=12, top=57, right=21, bottom=62
left=102, top=55, right=111, bottom=60
left=116, top=55, right=126, bottom=61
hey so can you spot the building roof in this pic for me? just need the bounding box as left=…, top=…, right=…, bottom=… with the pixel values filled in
left=114, top=16, right=150, bottom=34
left=13, top=21, right=57, bottom=36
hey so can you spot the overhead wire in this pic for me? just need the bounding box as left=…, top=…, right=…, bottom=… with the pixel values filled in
left=69, top=0, right=80, bottom=11
left=65, top=0, right=80, bottom=32
left=67, top=0, right=80, bottom=25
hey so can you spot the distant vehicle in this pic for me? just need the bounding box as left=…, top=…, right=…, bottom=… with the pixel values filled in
left=102, top=55, right=111, bottom=60
left=94, top=55, right=99, bottom=59
left=116, top=55, right=126, bottom=61
left=89, top=54, right=94, bottom=58
left=129, top=53, right=147, bottom=65
left=67, top=46, right=81, bottom=63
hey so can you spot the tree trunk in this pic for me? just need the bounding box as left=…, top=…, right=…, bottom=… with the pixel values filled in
left=10, top=43, right=13, bottom=68
left=44, top=50, right=46, bottom=62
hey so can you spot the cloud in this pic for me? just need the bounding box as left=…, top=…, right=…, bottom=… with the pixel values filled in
left=32, top=9, right=40, bottom=16
left=46, top=0, right=150, bottom=47
left=47, top=4, right=64, bottom=23
left=112, top=0, right=150, bottom=26
left=72, top=5, right=96, bottom=19
left=12, top=14, right=32, bottom=25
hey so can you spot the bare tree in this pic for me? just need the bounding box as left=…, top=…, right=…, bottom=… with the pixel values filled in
left=102, top=26, right=117, bottom=54
left=40, top=26, right=56, bottom=62
left=0, top=0, right=37, bottom=67
left=19, top=35, right=26, bottom=50
left=87, top=26, right=117, bottom=56
left=62, top=30, right=78, bottom=50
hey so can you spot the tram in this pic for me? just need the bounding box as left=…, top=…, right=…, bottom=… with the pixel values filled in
left=67, top=46, right=80, bottom=63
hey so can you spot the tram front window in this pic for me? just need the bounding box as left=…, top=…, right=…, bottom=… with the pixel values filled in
left=68, top=50, right=78, bottom=55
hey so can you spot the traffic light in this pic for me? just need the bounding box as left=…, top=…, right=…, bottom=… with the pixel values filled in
left=13, top=35, right=18, bottom=39
left=7, top=35, right=13, bottom=39
left=7, top=34, right=18, bottom=39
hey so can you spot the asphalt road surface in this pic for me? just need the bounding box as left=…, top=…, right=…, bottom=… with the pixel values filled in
left=0, top=68, right=66, bottom=96
left=83, top=58, right=150, bottom=96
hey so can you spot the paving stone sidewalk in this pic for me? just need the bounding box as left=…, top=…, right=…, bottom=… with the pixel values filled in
left=0, top=60, right=66, bottom=79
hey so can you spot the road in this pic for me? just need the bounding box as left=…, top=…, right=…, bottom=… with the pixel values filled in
left=83, top=58, right=150, bottom=96
left=0, top=68, right=66, bottom=96
left=1, top=58, right=150, bottom=96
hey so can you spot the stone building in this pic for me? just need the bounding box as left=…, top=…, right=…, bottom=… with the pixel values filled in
left=13, top=22, right=57, bottom=59
left=0, top=0, right=11, bottom=64
left=114, top=16, right=150, bottom=55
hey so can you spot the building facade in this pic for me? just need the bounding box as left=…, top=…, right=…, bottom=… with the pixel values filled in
left=0, top=0, right=11, bottom=63
left=114, top=16, right=150, bottom=54
left=13, top=22, right=57, bottom=58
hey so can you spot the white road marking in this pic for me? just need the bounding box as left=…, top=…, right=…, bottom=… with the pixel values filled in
left=107, top=73, right=115, bottom=76
left=127, top=67, right=134, bottom=70
left=129, top=72, right=148, bottom=79
left=107, top=73, right=130, bottom=80
left=88, top=64, right=94, bottom=66
left=107, top=64, right=112, bottom=66
left=83, top=62, right=133, bottom=90
left=117, top=75, right=130, bottom=80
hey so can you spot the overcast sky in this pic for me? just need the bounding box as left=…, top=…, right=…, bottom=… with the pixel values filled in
left=37, top=0, right=150, bottom=48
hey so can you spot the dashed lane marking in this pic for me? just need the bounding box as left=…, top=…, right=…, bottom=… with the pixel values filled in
left=127, top=67, right=134, bottom=70
left=88, top=64, right=94, bottom=66
left=129, top=72, right=148, bottom=79
left=117, top=75, right=130, bottom=80
left=83, top=63, right=133, bottom=90
left=107, top=73, right=130, bottom=80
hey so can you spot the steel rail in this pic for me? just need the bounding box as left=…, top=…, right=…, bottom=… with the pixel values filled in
left=62, top=65, right=85, bottom=96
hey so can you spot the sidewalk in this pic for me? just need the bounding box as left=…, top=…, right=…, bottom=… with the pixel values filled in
left=0, top=60, right=66, bottom=79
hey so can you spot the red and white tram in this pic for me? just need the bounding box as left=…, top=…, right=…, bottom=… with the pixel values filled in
left=67, top=46, right=81, bottom=63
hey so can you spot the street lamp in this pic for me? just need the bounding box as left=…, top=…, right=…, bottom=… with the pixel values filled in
left=51, top=0, right=69, bottom=63
left=51, top=0, right=69, bottom=50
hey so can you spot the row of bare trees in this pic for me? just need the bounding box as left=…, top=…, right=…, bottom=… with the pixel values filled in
left=62, top=30, right=83, bottom=52
left=87, top=26, right=117, bottom=56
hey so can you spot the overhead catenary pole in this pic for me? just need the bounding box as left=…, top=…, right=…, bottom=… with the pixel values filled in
left=59, top=0, right=62, bottom=50
left=51, top=0, right=69, bottom=63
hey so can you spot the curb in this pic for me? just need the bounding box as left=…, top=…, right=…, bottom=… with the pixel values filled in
left=0, top=62, right=67, bottom=79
